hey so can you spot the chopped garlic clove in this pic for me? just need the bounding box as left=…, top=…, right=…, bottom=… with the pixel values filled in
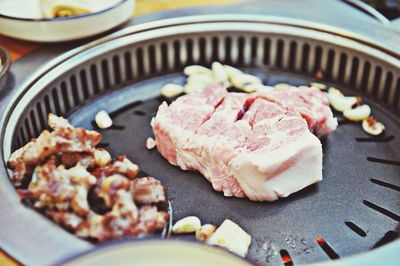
left=274, top=83, right=290, bottom=90
left=310, top=82, right=327, bottom=90
left=184, top=83, right=205, bottom=94
left=187, top=74, right=215, bottom=85
left=343, top=104, right=371, bottom=121
left=207, top=219, right=251, bottom=258
left=146, top=137, right=156, bottom=150
left=224, top=64, right=243, bottom=79
left=95, top=110, right=113, bottom=129
left=196, top=224, right=217, bottom=241
left=172, top=216, right=201, bottom=233
left=328, top=87, right=344, bottom=97
left=212, top=62, right=229, bottom=84
left=183, top=65, right=212, bottom=76
left=231, top=74, right=262, bottom=90
left=362, top=116, right=385, bottom=136
left=328, top=94, right=358, bottom=112
left=160, top=83, right=184, bottom=98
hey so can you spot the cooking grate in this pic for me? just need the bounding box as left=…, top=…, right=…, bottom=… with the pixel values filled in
left=0, top=16, right=399, bottom=266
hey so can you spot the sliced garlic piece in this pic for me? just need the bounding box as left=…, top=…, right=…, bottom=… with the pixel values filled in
left=206, top=219, right=251, bottom=258
left=172, top=216, right=201, bottom=233
left=212, top=62, right=229, bottom=84
left=328, top=94, right=358, bottom=112
left=343, top=104, right=371, bottom=121
left=328, top=87, right=344, bottom=97
left=310, top=82, right=327, bottom=90
left=250, top=84, right=275, bottom=93
left=196, top=224, right=217, bottom=241
left=184, top=83, right=205, bottom=94
left=146, top=137, right=156, bottom=150
left=274, top=83, right=290, bottom=90
left=224, top=64, right=243, bottom=78
left=362, top=116, right=385, bottom=136
left=95, top=110, right=113, bottom=129
left=231, top=74, right=262, bottom=90
left=183, top=65, right=212, bottom=76
left=160, top=83, right=184, bottom=98
left=187, top=74, right=215, bottom=85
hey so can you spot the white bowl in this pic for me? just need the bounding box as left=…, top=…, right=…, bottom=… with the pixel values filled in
left=0, top=0, right=135, bottom=42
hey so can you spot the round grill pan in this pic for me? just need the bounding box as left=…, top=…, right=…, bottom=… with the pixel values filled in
left=0, top=16, right=399, bottom=266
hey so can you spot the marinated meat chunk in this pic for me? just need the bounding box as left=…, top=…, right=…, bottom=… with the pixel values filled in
left=8, top=114, right=168, bottom=242
left=17, top=158, right=96, bottom=216
left=131, top=177, right=166, bottom=204
left=7, top=114, right=101, bottom=185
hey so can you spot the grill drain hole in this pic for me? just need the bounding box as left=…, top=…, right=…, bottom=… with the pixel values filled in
left=363, top=200, right=400, bottom=222
left=315, top=236, right=340, bottom=260
left=366, top=157, right=400, bottom=166
left=279, top=249, right=294, bottom=266
left=355, top=135, right=394, bottom=143
left=344, top=221, right=367, bottom=237
left=370, top=178, right=400, bottom=192
left=373, top=231, right=399, bottom=249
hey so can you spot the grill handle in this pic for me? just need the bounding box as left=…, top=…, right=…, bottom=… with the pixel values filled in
left=343, top=0, right=400, bottom=31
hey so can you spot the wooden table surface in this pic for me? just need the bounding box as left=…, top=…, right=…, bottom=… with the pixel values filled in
left=0, top=0, right=237, bottom=265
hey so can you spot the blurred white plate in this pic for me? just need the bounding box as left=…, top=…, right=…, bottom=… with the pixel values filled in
left=0, top=0, right=135, bottom=42
left=59, top=239, right=252, bottom=266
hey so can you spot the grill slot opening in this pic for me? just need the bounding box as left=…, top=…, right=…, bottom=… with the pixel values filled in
left=90, top=64, right=100, bottom=94
left=263, top=38, right=271, bottom=65
left=361, top=61, right=371, bottom=93
left=372, top=66, right=382, bottom=99
left=51, top=88, right=62, bottom=114
left=370, top=178, right=400, bottom=192
left=344, top=221, right=367, bottom=237
left=355, top=135, right=394, bottom=143
left=280, top=249, right=294, bottom=266
left=70, top=75, right=80, bottom=106
left=289, top=41, right=297, bottom=70
left=36, top=102, right=46, bottom=130
left=29, top=111, right=39, bottom=137
left=349, top=57, right=359, bottom=88
left=338, top=53, right=347, bottom=83
left=250, top=37, right=258, bottom=65
left=366, top=157, right=400, bottom=166
left=373, top=231, right=399, bottom=249
left=313, top=46, right=322, bottom=73
left=363, top=200, right=400, bottom=222
left=124, top=51, right=133, bottom=80
left=382, top=72, right=393, bottom=105
left=135, top=47, right=145, bottom=77
left=276, top=39, right=284, bottom=68
left=186, top=39, right=194, bottom=65
left=112, top=55, right=122, bottom=85
left=300, top=43, right=310, bottom=73
left=211, top=37, right=219, bottom=63
left=325, top=49, right=335, bottom=80
left=79, top=70, right=90, bottom=100
left=315, top=237, right=340, bottom=260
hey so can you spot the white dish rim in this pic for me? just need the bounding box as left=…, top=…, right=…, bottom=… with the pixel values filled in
left=0, top=0, right=128, bottom=22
